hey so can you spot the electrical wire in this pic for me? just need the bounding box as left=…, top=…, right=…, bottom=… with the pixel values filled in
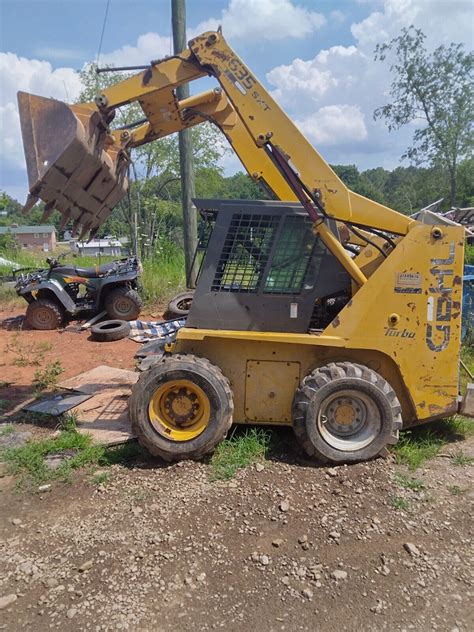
left=96, top=0, right=111, bottom=67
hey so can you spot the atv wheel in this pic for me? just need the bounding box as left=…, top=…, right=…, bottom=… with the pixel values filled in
left=26, top=299, right=64, bottom=330
left=91, top=319, right=130, bottom=342
left=167, top=291, right=194, bottom=318
left=105, top=287, right=142, bottom=321
left=129, top=354, right=234, bottom=461
left=292, top=362, right=402, bottom=464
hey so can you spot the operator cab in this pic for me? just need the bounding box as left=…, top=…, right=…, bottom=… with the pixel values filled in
left=187, top=199, right=352, bottom=333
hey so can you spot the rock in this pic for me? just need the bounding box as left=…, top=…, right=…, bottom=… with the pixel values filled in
left=272, top=539, right=284, bottom=548
left=78, top=560, right=93, bottom=572
left=331, top=569, right=348, bottom=581
left=403, top=542, right=420, bottom=557
left=279, top=500, right=290, bottom=512
left=196, top=573, right=206, bottom=583
left=329, top=531, right=340, bottom=540
left=11, top=518, right=21, bottom=526
left=0, top=431, right=31, bottom=450
left=38, top=484, right=52, bottom=493
left=281, top=576, right=290, bottom=585
left=380, top=565, right=390, bottom=576
left=302, top=588, right=313, bottom=600
left=0, top=594, right=17, bottom=610
left=44, top=578, right=58, bottom=589
left=260, top=555, right=270, bottom=566
left=298, top=535, right=308, bottom=544
left=255, top=463, right=265, bottom=472
left=67, top=608, right=78, bottom=619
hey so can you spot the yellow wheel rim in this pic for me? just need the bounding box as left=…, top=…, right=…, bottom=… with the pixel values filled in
left=148, top=379, right=210, bottom=442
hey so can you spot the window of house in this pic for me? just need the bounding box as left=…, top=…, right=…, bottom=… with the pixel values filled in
left=34, top=233, right=40, bottom=238
left=43, top=233, right=48, bottom=238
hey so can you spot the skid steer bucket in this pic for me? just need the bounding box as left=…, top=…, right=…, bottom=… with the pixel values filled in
left=17, top=92, right=130, bottom=238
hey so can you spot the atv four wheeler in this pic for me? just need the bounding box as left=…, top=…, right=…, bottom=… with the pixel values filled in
left=15, top=255, right=142, bottom=329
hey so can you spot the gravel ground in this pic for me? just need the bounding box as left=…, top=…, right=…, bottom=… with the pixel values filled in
left=1, top=433, right=473, bottom=631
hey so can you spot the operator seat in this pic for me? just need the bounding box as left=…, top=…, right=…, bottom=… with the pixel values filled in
left=54, top=262, right=116, bottom=278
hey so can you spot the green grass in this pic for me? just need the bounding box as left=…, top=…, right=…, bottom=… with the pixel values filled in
left=448, top=485, right=466, bottom=496
left=1, top=415, right=144, bottom=489
left=451, top=450, right=474, bottom=466
left=389, top=495, right=410, bottom=511
left=0, top=423, right=15, bottom=436
left=210, top=428, right=271, bottom=480
left=33, top=360, right=64, bottom=392
left=5, top=334, right=52, bottom=368
left=140, top=249, right=186, bottom=305
left=90, top=470, right=111, bottom=486
left=394, top=472, right=425, bottom=491
left=393, top=416, right=474, bottom=471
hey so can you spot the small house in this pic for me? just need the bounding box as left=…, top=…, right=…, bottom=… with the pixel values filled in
left=0, top=225, right=56, bottom=251
left=69, top=237, right=124, bottom=257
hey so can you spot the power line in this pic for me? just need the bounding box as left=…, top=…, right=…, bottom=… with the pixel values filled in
left=96, top=0, right=111, bottom=67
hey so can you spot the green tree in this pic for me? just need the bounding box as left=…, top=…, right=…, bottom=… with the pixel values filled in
left=374, top=27, right=473, bottom=206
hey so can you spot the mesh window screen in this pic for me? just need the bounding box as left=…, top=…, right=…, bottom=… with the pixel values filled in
left=264, top=216, right=317, bottom=294
left=212, top=214, right=279, bottom=292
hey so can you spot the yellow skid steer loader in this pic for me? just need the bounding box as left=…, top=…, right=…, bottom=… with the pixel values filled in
left=17, top=30, right=473, bottom=463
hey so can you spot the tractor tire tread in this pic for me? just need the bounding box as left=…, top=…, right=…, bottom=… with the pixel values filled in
left=130, top=354, right=234, bottom=462
left=293, top=361, right=402, bottom=464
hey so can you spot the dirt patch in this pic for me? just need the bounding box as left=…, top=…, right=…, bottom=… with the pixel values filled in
left=0, top=435, right=472, bottom=631
left=0, top=305, right=472, bottom=631
left=0, top=306, right=149, bottom=413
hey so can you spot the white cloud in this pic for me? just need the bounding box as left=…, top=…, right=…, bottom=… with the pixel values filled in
left=266, top=0, right=474, bottom=161
left=98, top=32, right=172, bottom=67
left=193, top=0, right=326, bottom=41
left=35, top=46, right=85, bottom=62
left=0, top=53, right=82, bottom=172
left=296, top=105, right=368, bottom=146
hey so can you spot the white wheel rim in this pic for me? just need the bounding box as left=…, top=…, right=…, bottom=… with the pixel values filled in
left=317, top=389, right=381, bottom=452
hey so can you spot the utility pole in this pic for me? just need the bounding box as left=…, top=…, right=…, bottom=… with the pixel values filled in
left=171, top=0, right=197, bottom=287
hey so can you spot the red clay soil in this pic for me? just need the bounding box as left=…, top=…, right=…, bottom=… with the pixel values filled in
left=0, top=305, right=148, bottom=412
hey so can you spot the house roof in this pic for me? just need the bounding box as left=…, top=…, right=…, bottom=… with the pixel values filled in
left=0, top=225, right=56, bottom=235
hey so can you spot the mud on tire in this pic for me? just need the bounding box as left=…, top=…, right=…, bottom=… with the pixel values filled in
left=26, top=298, right=64, bottom=330
left=292, top=361, right=402, bottom=464
left=129, top=354, right=234, bottom=461
left=105, top=286, right=142, bottom=321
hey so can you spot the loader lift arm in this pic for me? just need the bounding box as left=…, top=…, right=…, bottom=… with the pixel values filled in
left=18, top=30, right=415, bottom=288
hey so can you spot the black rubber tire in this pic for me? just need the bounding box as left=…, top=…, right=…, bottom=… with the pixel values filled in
left=292, top=361, right=402, bottom=464
left=105, top=286, right=142, bottom=321
left=91, top=319, right=130, bottom=342
left=129, top=354, right=234, bottom=461
left=167, top=291, right=194, bottom=318
left=25, top=299, right=64, bottom=330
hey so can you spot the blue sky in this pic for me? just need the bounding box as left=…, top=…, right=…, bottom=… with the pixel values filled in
left=1, top=0, right=472, bottom=202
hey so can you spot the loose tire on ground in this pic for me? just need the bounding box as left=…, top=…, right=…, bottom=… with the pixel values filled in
left=105, top=286, right=142, bottom=321
left=91, top=319, right=130, bottom=342
left=25, top=299, right=64, bottom=330
left=129, top=354, right=234, bottom=461
left=167, top=291, right=194, bottom=318
left=292, top=361, right=402, bottom=464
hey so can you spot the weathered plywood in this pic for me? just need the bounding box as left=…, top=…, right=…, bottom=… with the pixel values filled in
left=59, top=366, right=138, bottom=395
left=59, top=366, right=139, bottom=444
left=72, top=388, right=135, bottom=445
